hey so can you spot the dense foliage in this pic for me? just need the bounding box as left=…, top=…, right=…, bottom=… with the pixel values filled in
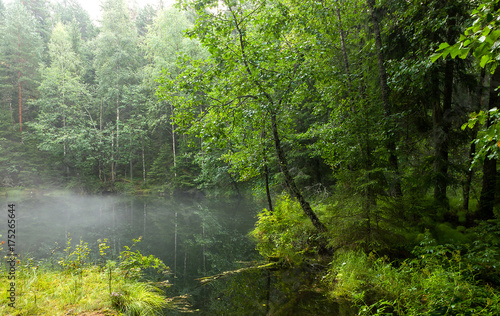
left=1, top=0, right=500, bottom=313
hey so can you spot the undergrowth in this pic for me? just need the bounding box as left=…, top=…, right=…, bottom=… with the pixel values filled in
left=0, top=236, right=171, bottom=316
left=250, top=194, right=500, bottom=315
left=323, top=230, right=500, bottom=315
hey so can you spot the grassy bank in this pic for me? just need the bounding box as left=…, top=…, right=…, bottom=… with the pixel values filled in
left=0, top=237, right=171, bottom=315
left=0, top=265, right=168, bottom=315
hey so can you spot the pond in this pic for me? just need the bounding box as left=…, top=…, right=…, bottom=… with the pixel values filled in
left=0, top=192, right=262, bottom=314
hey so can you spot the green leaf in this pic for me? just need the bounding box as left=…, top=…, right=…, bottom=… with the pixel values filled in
left=459, top=47, right=471, bottom=59
left=480, top=54, right=491, bottom=67
left=437, top=42, right=450, bottom=51
left=430, top=52, right=443, bottom=63
left=450, top=47, right=462, bottom=59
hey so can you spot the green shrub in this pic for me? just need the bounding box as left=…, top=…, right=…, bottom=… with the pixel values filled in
left=250, top=195, right=321, bottom=265
left=324, top=232, right=500, bottom=315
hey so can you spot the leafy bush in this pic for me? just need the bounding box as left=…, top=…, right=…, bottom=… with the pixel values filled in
left=58, top=234, right=90, bottom=272
left=250, top=195, right=321, bottom=265
left=119, top=237, right=169, bottom=280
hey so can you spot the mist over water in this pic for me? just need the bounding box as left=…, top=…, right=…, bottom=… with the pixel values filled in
left=0, top=193, right=260, bottom=293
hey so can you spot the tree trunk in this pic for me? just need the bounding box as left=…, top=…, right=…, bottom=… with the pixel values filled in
left=463, top=141, right=475, bottom=211
left=64, top=116, right=69, bottom=177
left=17, top=15, right=22, bottom=134
left=433, top=58, right=453, bottom=209
left=99, top=99, right=103, bottom=181
left=367, top=0, right=402, bottom=197
left=264, top=163, right=274, bottom=214
left=464, top=69, right=487, bottom=211
left=142, top=140, right=146, bottom=185
left=335, top=0, right=351, bottom=89
left=270, top=110, right=327, bottom=233
left=18, top=72, right=22, bottom=133
left=130, top=137, right=133, bottom=182
left=111, top=131, right=115, bottom=184
left=171, top=103, right=177, bottom=177
left=477, top=71, right=499, bottom=220
left=116, top=95, right=120, bottom=180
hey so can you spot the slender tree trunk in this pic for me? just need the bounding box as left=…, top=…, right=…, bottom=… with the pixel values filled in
left=264, top=163, right=273, bottom=214
left=171, top=103, right=177, bottom=177
left=335, top=0, right=351, bottom=89
left=270, top=110, right=327, bottom=233
left=262, top=125, right=274, bottom=213
left=116, top=95, right=120, bottom=180
left=9, top=101, right=15, bottom=125
left=433, top=7, right=457, bottom=209
left=142, top=140, right=146, bottom=185
left=18, top=72, right=22, bottom=133
left=99, top=100, right=103, bottom=181
left=111, top=131, right=115, bottom=184
left=17, top=13, right=22, bottom=134
left=477, top=71, right=499, bottom=220
left=367, top=0, right=402, bottom=197
left=463, top=141, right=475, bottom=211
left=62, top=62, right=69, bottom=177
left=433, top=59, right=453, bottom=209
left=130, top=137, right=133, bottom=182
left=464, top=70, right=486, bottom=211
left=64, top=116, right=69, bottom=177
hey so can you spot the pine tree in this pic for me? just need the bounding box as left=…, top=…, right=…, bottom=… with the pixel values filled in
left=0, top=0, right=43, bottom=134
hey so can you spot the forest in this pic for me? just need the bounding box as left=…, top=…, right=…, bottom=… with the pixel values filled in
left=1, top=0, right=500, bottom=314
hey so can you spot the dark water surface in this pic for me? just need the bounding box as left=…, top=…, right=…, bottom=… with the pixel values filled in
left=1, top=193, right=261, bottom=313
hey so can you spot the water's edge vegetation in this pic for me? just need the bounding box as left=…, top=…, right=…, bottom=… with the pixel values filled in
left=2, top=0, right=500, bottom=314
left=1, top=188, right=499, bottom=315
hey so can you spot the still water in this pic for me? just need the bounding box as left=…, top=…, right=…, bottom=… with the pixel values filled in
left=1, top=193, right=262, bottom=314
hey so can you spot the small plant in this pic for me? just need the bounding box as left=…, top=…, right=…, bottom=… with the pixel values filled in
left=119, top=237, right=169, bottom=280
left=106, top=259, right=117, bottom=295
left=58, top=233, right=91, bottom=272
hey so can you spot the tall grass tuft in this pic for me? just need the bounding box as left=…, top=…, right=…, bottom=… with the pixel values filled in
left=112, top=282, right=166, bottom=315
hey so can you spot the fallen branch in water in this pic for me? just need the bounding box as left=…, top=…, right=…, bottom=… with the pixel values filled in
left=196, top=261, right=280, bottom=285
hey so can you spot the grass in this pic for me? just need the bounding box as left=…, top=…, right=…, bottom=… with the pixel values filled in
left=323, top=240, right=500, bottom=315
left=0, top=264, right=169, bottom=316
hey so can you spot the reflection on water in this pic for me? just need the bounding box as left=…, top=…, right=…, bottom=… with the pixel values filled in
left=0, top=193, right=260, bottom=313
left=1, top=193, right=344, bottom=315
